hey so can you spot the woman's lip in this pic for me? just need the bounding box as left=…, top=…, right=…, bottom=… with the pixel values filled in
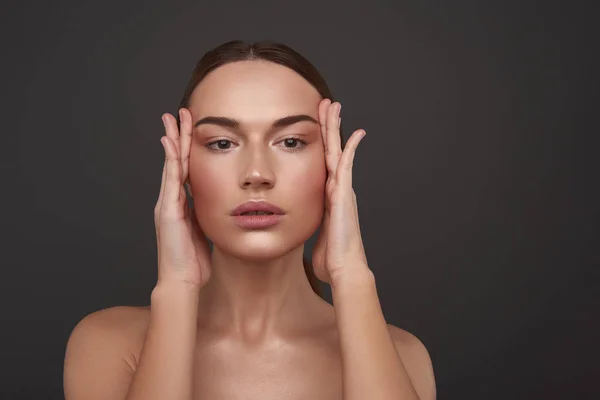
left=232, top=214, right=283, bottom=229
left=231, top=201, right=285, bottom=216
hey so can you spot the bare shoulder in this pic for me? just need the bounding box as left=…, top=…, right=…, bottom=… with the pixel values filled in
left=75, top=304, right=150, bottom=328
left=70, top=305, right=150, bottom=365
left=387, top=324, right=437, bottom=400
left=72, top=304, right=148, bottom=334
left=63, top=305, right=150, bottom=399
left=67, top=306, right=150, bottom=371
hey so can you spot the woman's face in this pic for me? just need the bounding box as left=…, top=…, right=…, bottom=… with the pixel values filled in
left=187, top=60, right=326, bottom=261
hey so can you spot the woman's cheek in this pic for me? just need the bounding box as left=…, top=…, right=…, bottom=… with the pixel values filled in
left=290, top=161, right=327, bottom=233
left=189, top=163, right=231, bottom=237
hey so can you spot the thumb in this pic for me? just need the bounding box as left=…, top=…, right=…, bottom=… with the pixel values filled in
left=187, top=203, right=211, bottom=255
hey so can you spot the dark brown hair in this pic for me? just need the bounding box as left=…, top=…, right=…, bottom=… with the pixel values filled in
left=175, top=39, right=342, bottom=299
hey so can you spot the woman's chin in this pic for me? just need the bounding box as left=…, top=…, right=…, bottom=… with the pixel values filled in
left=213, top=234, right=303, bottom=262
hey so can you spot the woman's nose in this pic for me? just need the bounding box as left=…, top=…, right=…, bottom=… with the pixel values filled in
left=239, top=150, right=275, bottom=189
left=241, top=172, right=274, bottom=189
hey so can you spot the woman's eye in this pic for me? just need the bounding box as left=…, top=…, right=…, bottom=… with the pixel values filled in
left=206, top=139, right=234, bottom=151
left=205, top=137, right=307, bottom=152
left=281, top=138, right=307, bottom=151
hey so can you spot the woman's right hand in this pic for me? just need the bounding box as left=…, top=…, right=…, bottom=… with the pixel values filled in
left=154, top=108, right=212, bottom=288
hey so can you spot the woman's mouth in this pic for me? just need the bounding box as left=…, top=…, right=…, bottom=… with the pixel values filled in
left=233, top=212, right=282, bottom=229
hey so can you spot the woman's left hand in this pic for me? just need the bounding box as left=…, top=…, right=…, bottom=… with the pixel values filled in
left=311, top=99, right=370, bottom=284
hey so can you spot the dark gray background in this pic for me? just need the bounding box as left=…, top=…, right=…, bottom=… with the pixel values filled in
left=1, top=0, right=597, bottom=399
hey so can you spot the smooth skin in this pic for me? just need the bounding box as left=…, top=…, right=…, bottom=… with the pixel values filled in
left=63, top=60, right=435, bottom=399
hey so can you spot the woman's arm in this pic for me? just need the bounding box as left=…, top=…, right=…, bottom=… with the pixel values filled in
left=64, top=282, right=200, bottom=400
left=331, top=268, right=436, bottom=400
left=124, top=281, right=200, bottom=400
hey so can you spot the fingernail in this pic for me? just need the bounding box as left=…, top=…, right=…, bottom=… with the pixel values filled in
left=161, top=115, right=167, bottom=127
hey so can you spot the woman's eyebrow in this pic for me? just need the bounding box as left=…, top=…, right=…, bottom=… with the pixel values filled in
left=193, top=114, right=318, bottom=130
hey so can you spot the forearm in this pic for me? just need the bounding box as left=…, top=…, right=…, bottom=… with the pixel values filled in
left=331, top=268, right=419, bottom=400
left=125, top=281, right=200, bottom=400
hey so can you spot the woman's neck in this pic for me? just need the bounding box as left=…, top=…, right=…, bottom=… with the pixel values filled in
left=196, top=245, right=332, bottom=346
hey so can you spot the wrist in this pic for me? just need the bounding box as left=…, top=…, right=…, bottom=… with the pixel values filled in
left=153, top=279, right=203, bottom=298
left=330, top=267, right=375, bottom=291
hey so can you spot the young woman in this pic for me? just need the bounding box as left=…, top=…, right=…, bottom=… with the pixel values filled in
left=63, top=40, right=436, bottom=400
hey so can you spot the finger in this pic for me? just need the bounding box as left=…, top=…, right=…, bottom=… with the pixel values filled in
left=321, top=207, right=330, bottom=235
left=353, top=189, right=366, bottom=256
left=337, top=129, right=366, bottom=189
left=161, top=135, right=185, bottom=210
left=318, top=98, right=331, bottom=156
left=326, top=102, right=342, bottom=180
left=155, top=116, right=170, bottom=222
left=162, top=113, right=187, bottom=207
left=155, top=139, right=171, bottom=263
left=179, top=108, right=192, bottom=185
left=162, top=113, right=181, bottom=158
left=154, top=157, right=167, bottom=257
left=352, top=189, right=361, bottom=230
left=188, top=205, right=211, bottom=256
left=155, top=156, right=167, bottom=224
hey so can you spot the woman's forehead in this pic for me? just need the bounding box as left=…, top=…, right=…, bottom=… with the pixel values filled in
left=189, top=61, right=321, bottom=115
